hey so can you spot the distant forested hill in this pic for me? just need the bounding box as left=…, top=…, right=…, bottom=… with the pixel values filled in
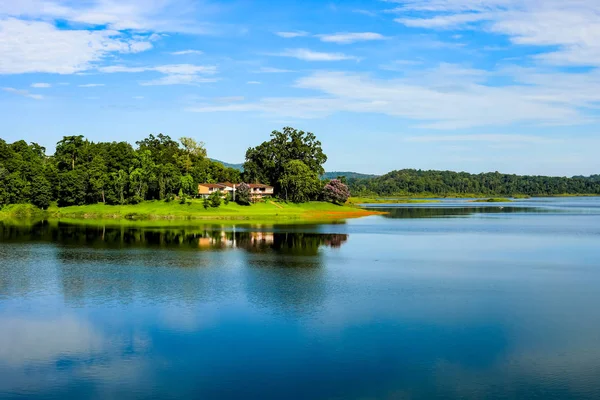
left=210, top=159, right=244, bottom=171
left=347, top=169, right=600, bottom=196
left=322, top=171, right=378, bottom=180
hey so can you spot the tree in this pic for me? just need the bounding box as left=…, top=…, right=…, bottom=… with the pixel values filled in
left=235, top=183, right=251, bottom=205
left=203, top=197, right=210, bottom=209
left=278, top=160, right=320, bottom=203
left=31, top=176, right=53, bottom=209
left=111, top=170, right=128, bottom=205
left=243, top=127, right=327, bottom=196
left=180, top=174, right=195, bottom=196
left=88, top=155, right=108, bottom=203
left=210, top=190, right=222, bottom=208
left=323, top=179, right=351, bottom=204
left=57, top=170, right=86, bottom=206
left=55, top=135, right=85, bottom=170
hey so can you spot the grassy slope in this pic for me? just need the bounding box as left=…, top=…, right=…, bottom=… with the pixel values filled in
left=28, top=200, right=381, bottom=222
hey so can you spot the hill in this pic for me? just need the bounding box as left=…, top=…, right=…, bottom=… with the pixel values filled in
left=322, top=171, right=378, bottom=180
left=348, top=169, right=600, bottom=197
left=210, top=159, right=244, bottom=171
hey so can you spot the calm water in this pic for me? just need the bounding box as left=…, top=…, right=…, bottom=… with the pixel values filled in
left=2, top=198, right=600, bottom=399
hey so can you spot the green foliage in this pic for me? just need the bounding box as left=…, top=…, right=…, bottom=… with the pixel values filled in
left=243, top=127, right=327, bottom=198
left=58, top=170, right=86, bottom=207
left=210, top=190, right=222, bottom=208
left=278, top=160, right=320, bottom=203
left=203, top=197, right=210, bottom=209
left=348, top=169, right=600, bottom=197
left=224, top=193, right=231, bottom=205
left=30, top=176, right=52, bottom=209
left=235, top=183, right=251, bottom=205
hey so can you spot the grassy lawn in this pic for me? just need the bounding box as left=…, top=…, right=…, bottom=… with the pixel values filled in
left=5, top=200, right=382, bottom=222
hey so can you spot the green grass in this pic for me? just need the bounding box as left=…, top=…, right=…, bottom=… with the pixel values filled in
left=29, top=199, right=381, bottom=222
left=0, top=204, right=46, bottom=219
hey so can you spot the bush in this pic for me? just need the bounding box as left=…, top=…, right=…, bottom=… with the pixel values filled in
left=203, top=197, right=210, bottom=209
left=322, top=179, right=351, bottom=204
left=210, top=190, right=222, bottom=208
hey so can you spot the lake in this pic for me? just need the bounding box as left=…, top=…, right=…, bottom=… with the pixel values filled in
left=1, top=197, right=600, bottom=399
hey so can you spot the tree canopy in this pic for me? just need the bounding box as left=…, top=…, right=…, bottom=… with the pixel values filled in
left=243, top=127, right=327, bottom=202
left=0, top=134, right=241, bottom=208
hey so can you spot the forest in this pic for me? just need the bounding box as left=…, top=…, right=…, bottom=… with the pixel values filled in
left=0, top=127, right=347, bottom=210
left=347, top=169, right=600, bottom=197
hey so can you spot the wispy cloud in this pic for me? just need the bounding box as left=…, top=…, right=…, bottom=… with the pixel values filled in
left=170, top=49, right=203, bottom=55
left=391, top=0, right=600, bottom=67
left=99, top=64, right=218, bottom=86
left=275, top=31, right=310, bottom=38
left=78, top=83, right=105, bottom=87
left=404, top=134, right=559, bottom=144
left=317, top=32, right=387, bottom=44
left=253, top=67, right=295, bottom=73
left=187, top=66, right=600, bottom=129
left=247, top=81, right=261, bottom=84
left=30, top=83, right=51, bottom=88
left=0, top=19, right=154, bottom=75
left=271, top=48, right=359, bottom=61
left=2, top=87, right=43, bottom=100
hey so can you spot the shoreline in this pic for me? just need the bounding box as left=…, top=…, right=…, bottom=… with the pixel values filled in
left=0, top=201, right=385, bottom=224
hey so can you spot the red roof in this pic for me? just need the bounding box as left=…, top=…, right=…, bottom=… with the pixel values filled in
left=199, top=183, right=227, bottom=189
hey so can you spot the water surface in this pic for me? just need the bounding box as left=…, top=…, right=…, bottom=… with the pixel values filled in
left=1, top=198, right=600, bottom=399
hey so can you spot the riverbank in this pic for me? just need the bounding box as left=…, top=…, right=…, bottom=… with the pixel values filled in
left=0, top=201, right=382, bottom=223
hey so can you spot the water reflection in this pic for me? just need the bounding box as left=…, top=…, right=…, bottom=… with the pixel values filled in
left=0, top=221, right=348, bottom=254
left=369, top=206, right=542, bottom=219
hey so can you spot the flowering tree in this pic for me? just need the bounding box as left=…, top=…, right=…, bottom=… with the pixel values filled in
left=322, top=179, right=350, bottom=204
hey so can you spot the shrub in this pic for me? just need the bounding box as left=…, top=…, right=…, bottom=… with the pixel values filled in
left=210, top=190, right=222, bottom=208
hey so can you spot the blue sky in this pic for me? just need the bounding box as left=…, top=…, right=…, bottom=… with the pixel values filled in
left=1, top=0, right=599, bottom=176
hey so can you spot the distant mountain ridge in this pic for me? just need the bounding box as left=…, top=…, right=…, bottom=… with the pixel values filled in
left=211, top=159, right=377, bottom=179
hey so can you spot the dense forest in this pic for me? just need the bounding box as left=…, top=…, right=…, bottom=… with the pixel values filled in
left=0, top=134, right=241, bottom=209
left=347, top=169, right=600, bottom=196
left=0, top=127, right=346, bottom=209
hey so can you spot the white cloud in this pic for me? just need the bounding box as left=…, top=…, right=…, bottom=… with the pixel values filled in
left=140, top=75, right=217, bottom=86
left=391, top=0, right=600, bottom=67
left=272, top=48, right=359, bottom=62
left=170, top=49, right=203, bottom=55
left=404, top=134, right=559, bottom=144
left=187, top=65, right=600, bottom=129
left=247, top=81, right=261, bottom=84
left=30, top=83, right=51, bottom=88
left=78, top=83, right=105, bottom=87
left=0, top=0, right=213, bottom=34
left=2, top=87, right=43, bottom=100
left=0, top=18, right=153, bottom=75
left=254, top=67, right=295, bottom=73
left=98, top=63, right=217, bottom=86
left=275, top=31, right=309, bottom=38
left=317, top=32, right=387, bottom=44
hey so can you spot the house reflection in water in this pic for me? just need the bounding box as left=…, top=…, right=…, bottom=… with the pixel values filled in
left=197, top=230, right=345, bottom=255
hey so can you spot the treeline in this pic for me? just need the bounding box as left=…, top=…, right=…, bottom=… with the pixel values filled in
left=0, top=134, right=241, bottom=209
left=347, top=169, right=600, bottom=196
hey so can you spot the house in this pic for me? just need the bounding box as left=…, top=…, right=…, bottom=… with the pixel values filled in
left=248, top=183, right=274, bottom=200
left=198, top=182, right=274, bottom=200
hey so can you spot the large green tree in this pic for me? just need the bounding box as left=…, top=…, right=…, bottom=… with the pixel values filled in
left=278, top=160, right=321, bottom=203
left=243, top=127, right=327, bottom=199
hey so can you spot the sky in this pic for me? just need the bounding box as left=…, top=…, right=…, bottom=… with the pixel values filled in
left=1, top=0, right=599, bottom=176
